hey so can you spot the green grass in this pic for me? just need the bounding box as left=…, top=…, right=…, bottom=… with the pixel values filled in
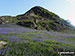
left=0, top=27, right=75, bottom=56
left=35, top=34, right=59, bottom=39
left=43, top=34, right=59, bottom=38
left=36, top=36, right=43, bottom=38
left=65, top=37, right=75, bottom=42
left=0, top=39, right=75, bottom=56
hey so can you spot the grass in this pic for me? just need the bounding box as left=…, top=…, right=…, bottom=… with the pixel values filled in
left=0, top=26, right=75, bottom=56
left=35, top=34, right=59, bottom=39
left=36, top=37, right=43, bottom=38
left=43, top=34, right=59, bottom=38
left=65, top=37, right=75, bottom=42
left=0, top=31, right=75, bottom=56
left=0, top=39, right=75, bottom=56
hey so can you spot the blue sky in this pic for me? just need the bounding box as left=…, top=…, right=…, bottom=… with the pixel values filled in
left=0, top=0, right=75, bottom=26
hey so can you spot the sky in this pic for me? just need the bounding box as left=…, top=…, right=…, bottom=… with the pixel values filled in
left=0, top=0, right=75, bottom=26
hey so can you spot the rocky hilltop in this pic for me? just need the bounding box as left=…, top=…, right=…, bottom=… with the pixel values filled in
left=17, top=6, right=74, bottom=31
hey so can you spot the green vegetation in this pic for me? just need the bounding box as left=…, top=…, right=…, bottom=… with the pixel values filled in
left=0, top=6, right=75, bottom=56
left=0, top=39, right=75, bottom=56
left=0, top=25, right=75, bottom=56
left=65, top=37, right=75, bottom=42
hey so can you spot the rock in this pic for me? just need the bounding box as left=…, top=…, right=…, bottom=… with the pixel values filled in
left=0, top=41, right=7, bottom=48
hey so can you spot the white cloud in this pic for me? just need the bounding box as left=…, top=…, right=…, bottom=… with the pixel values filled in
left=65, top=0, right=75, bottom=26
left=66, top=0, right=75, bottom=3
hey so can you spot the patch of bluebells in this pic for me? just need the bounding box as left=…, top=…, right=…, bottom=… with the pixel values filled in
left=8, top=36, right=24, bottom=42
left=0, top=41, right=30, bottom=56
left=0, top=27, right=37, bottom=34
left=0, top=37, right=2, bottom=40
left=0, top=25, right=75, bottom=56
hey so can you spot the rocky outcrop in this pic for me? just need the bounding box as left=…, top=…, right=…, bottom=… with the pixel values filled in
left=0, top=41, right=7, bottom=48
left=17, top=6, right=74, bottom=31
left=0, top=16, right=18, bottom=24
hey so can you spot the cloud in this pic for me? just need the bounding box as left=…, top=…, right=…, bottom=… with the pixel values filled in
left=65, top=0, right=75, bottom=6
left=66, top=0, right=75, bottom=3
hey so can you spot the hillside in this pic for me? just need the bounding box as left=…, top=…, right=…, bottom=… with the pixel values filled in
left=0, top=24, right=75, bottom=56
left=17, top=6, right=74, bottom=32
left=0, top=16, right=18, bottom=24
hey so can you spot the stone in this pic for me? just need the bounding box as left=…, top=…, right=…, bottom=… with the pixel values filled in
left=0, top=41, right=7, bottom=48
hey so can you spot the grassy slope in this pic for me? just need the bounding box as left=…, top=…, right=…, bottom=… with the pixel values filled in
left=0, top=25, right=75, bottom=56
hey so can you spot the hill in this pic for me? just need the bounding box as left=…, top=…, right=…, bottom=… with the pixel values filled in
left=17, top=6, right=74, bottom=32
